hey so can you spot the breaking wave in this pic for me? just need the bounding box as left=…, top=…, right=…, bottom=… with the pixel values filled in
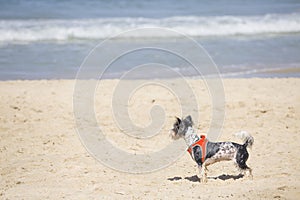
left=1, top=13, right=300, bottom=43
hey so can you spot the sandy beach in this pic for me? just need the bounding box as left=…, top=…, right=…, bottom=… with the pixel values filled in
left=0, top=78, right=299, bottom=199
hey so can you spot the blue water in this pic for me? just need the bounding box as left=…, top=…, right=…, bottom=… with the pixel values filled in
left=0, top=0, right=300, bottom=79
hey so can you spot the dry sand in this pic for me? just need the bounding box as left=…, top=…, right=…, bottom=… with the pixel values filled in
left=0, top=78, right=299, bottom=199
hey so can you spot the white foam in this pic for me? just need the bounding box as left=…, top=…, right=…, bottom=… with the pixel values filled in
left=1, top=13, right=300, bottom=43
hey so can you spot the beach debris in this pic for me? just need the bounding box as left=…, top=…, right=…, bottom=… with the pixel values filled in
left=115, top=191, right=125, bottom=195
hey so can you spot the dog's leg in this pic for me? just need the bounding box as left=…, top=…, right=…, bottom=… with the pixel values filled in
left=245, top=167, right=253, bottom=179
left=199, top=163, right=208, bottom=183
left=198, top=165, right=202, bottom=181
left=234, top=161, right=253, bottom=179
left=241, top=166, right=253, bottom=179
left=235, top=147, right=253, bottom=179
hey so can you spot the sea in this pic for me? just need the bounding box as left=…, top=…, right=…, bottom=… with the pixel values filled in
left=0, top=0, right=300, bottom=80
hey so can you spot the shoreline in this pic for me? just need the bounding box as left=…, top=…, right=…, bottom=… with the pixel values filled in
left=1, top=65, right=300, bottom=81
left=0, top=75, right=300, bottom=82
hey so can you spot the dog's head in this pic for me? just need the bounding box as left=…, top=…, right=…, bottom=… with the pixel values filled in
left=170, top=115, right=194, bottom=140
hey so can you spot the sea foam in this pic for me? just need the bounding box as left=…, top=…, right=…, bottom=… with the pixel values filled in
left=1, top=13, right=300, bottom=43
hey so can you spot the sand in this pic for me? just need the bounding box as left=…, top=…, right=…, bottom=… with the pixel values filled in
left=0, top=78, right=299, bottom=199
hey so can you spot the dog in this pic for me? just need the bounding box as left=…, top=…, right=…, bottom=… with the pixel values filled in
left=170, top=115, right=253, bottom=183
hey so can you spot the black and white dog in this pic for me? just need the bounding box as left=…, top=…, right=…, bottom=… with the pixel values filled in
left=170, top=115, right=253, bottom=183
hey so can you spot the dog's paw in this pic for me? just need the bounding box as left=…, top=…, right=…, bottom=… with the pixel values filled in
left=246, top=171, right=253, bottom=180
left=200, top=177, right=208, bottom=183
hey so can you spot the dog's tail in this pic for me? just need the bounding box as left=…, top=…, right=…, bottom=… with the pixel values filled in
left=234, top=131, right=254, bottom=148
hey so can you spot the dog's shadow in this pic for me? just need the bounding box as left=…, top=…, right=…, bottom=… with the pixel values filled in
left=168, top=174, right=244, bottom=182
left=212, top=173, right=244, bottom=181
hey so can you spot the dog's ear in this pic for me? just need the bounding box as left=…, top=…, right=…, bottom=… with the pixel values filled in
left=184, top=115, right=193, bottom=126
left=175, top=116, right=181, bottom=124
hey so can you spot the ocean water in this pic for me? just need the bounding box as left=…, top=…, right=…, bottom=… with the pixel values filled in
left=0, top=0, right=300, bottom=79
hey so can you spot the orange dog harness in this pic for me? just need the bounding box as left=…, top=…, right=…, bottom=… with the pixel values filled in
left=187, top=135, right=208, bottom=162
